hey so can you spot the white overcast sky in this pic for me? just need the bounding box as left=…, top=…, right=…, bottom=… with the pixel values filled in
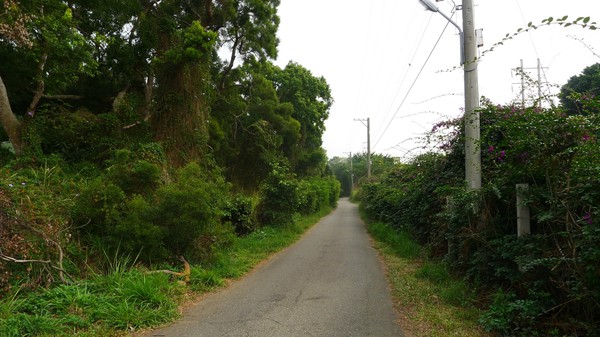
left=274, top=0, right=600, bottom=160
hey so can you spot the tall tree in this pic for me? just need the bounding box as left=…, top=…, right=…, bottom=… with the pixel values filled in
left=0, top=0, right=97, bottom=155
left=270, top=62, right=333, bottom=175
left=559, top=63, right=600, bottom=115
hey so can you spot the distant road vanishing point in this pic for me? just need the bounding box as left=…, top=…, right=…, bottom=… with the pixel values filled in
left=143, top=198, right=404, bottom=337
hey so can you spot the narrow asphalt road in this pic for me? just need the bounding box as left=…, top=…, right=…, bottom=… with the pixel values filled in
left=144, top=198, right=404, bottom=337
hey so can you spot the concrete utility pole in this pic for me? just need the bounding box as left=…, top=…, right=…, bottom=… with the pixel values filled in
left=349, top=151, right=354, bottom=189
left=344, top=151, right=354, bottom=194
left=354, top=118, right=371, bottom=178
left=419, top=0, right=481, bottom=190
left=461, top=0, right=481, bottom=190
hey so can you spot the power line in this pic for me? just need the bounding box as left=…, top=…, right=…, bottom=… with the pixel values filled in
left=514, top=0, right=553, bottom=99
left=372, top=1, right=421, bottom=134
left=372, top=12, right=455, bottom=152
left=374, top=11, right=434, bottom=138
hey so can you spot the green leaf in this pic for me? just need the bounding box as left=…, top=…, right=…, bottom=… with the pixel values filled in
left=583, top=17, right=591, bottom=24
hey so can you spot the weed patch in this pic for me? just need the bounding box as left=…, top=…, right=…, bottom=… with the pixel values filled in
left=366, top=219, right=487, bottom=337
left=0, top=208, right=332, bottom=336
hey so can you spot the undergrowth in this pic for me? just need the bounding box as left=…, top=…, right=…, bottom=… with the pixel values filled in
left=365, top=216, right=487, bottom=337
left=0, top=208, right=331, bottom=336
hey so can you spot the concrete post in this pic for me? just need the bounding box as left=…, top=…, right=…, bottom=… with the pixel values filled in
left=516, top=183, right=531, bottom=236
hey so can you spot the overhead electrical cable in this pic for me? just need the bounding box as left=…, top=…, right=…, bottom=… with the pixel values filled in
left=374, top=10, right=434, bottom=138
left=372, top=1, right=423, bottom=135
left=514, top=0, right=554, bottom=102
left=372, top=12, right=455, bottom=151
left=349, top=0, right=378, bottom=152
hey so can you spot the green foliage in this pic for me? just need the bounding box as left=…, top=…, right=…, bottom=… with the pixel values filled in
left=415, top=262, right=472, bottom=306
left=72, top=177, right=127, bottom=236
left=479, top=16, right=598, bottom=65
left=21, top=105, right=120, bottom=162
left=222, top=195, right=257, bottom=236
left=1, top=168, right=330, bottom=335
left=366, top=221, right=420, bottom=259
left=257, top=162, right=299, bottom=226
left=270, top=62, right=333, bottom=174
left=0, top=0, right=338, bottom=334
left=328, top=153, right=397, bottom=197
left=156, top=21, right=218, bottom=66
left=0, top=269, right=182, bottom=336
left=480, top=289, right=553, bottom=337
left=359, top=96, right=600, bottom=335
left=360, top=152, right=462, bottom=251
left=559, top=63, right=600, bottom=115
left=73, top=158, right=234, bottom=262
left=153, top=162, right=233, bottom=260
left=106, top=149, right=162, bottom=195
left=297, top=176, right=340, bottom=214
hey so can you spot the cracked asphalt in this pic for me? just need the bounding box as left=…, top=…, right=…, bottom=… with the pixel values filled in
left=143, top=198, right=404, bottom=337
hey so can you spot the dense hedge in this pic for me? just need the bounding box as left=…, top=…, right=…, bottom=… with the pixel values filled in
left=257, top=162, right=340, bottom=226
left=72, top=153, right=340, bottom=263
left=360, top=98, right=600, bottom=336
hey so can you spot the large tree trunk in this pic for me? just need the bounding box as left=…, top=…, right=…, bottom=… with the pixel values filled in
left=0, top=74, right=23, bottom=155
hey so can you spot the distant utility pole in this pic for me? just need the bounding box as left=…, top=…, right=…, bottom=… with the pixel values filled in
left=354, top=118, right=371, bottom=178
left=344, top=151, right=354, bottom=194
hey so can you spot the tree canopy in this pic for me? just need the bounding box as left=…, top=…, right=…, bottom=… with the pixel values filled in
left=0, top=0, right=331, bottom=180
left=559, top=62, right=600, bottom=115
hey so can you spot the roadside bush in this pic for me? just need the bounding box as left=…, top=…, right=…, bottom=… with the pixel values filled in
left=74, top=160, right=233, bottom=262
left=22, top=105, right=120, bottom=162
left=325, top=176, right=341, bottom=208
left=106, top=148, right=162, bottom=195
left=257, top=162, right=299, bottom=226
left=480, top=289, right=553, bottom=337
left=297, top=179, right=319, bottom=215
left=72, top=178, right=165, bottom=260
left=359, top=98, right=600, bottom=335
left=153, top=162, right=233, bottom=260
left=223, top=195, right=257, bottom=236
left=72, top=178, right=127, bottom=236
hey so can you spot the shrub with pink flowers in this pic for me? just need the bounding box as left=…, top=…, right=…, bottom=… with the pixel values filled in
left=360, top=94, right=600, bottom=335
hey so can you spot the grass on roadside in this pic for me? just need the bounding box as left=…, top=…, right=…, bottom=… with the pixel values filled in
left=366, top=220, right=488, bottom=337
left=0, top=207, right=332, bottom=337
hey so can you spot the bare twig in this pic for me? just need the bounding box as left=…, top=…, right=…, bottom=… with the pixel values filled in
left=146, top=256, right=191, bottom=284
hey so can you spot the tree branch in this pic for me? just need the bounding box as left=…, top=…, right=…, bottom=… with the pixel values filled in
left=219, top=32, right=241, bottom=91
left=41, top=94, right=85, bottom=100
left=146, top=256, right=190, bottom=283
left=27, top=51, right=48, bottom=115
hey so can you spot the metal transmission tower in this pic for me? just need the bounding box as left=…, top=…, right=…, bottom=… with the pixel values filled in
left=512, top=58, right=550, bottom=107
left=354, top=118, right=371, bottom=178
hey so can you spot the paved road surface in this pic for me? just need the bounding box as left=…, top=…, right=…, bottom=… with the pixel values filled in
left=144, top=198, right=404, bottom=337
